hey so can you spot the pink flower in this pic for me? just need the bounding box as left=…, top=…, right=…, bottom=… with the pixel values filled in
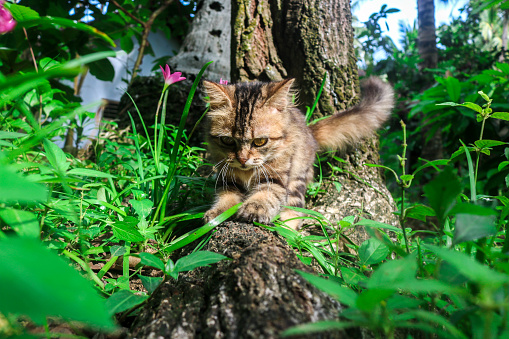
left=160, top=64, right=186, bottom=88
left=0, top=1, right=16, bottom=34
left=219, top=78, right=228, bottom=85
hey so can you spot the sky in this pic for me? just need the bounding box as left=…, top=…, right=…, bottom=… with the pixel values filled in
left=352, top=0, right=470, bottom=49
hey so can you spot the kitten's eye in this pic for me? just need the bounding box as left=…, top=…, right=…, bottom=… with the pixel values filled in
left=253, top=138, right=268, bottom=147
left=220, top=136, right=235, bottom=146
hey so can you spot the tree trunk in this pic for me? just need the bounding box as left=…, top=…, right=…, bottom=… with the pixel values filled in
left=169, top=0, right=231, bottom=81
left=417, top=0, right=443, bottom=162
left=233, top=0, right=397, bottom=233
left=129, top=222, right=359, bottom=338
left=129, top=0, right=396, bottom=337
left=417, top=0, right=437, bottom=70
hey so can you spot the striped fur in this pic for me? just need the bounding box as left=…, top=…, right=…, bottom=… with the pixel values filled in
left=203, top=77, right=393, bottom=229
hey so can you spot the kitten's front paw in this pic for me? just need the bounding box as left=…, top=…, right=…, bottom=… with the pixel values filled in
left=236, top=201, right=276, bottom=224
left=204, top=208, right=223, bottom=223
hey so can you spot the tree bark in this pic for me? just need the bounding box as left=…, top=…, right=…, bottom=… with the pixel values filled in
left=169, top=0, right=231, bottom=81
left=233, top=0, right=397, bottom=232
left=417, top=0, right=438, bottom=70
left=129, top=222, right=358, bottom=338
left=417, top=0, right=443, bottom=162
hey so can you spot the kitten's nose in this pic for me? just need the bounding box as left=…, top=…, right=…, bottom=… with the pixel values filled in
left=237, top=156, right=247, bottom=165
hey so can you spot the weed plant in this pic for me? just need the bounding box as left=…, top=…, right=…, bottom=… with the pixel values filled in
left=277, top=90, right=509, bottom=338
left=0, top=3, right=235, bottom=335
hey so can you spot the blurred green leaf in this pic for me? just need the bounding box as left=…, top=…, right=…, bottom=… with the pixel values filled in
left=0, top=237, right=115, bottom=329
left=423, top=167, right=461, bottom=223
left=67, top=168, right=116, bottom=178
left=0, top=209, right=40, bottom=238
left=424, top=244, right=509, bottom=286
left=296, top=270, right=357, bottom=307
left=43, top=139, right=69, bottom=173
left=453, top=214, right=496, bottom=244
left=0, top=166, right=48, bottom=204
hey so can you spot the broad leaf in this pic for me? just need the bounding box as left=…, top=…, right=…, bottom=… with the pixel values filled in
left=424, top=244, right=509, bottom=286
left=43, top=139, right=69, bottom=173
left=358, top=238, right=389, bottom=265
left=0, top=166, right=48, bottom=203
left=0, top=209, right=40, bottom=238
left=296, top=270, right=357, bottom=307
left=104, top=290, right=148, bottom=315
left=453, top=214, right=496, bottom=244
left=139, top=252, right=165, bottom=271
left=423, top=167, right=461, bottom=223
left=0, top=237, right=115, bottom=329
left=111, top=220, right=145, bottom=242
left=138, top=275, right=163, bottom=294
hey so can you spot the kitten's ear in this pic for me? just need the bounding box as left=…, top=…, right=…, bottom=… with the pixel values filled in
left=203, top=80, right=233, bottom=110
left=264, top=78, right=295, bottom=111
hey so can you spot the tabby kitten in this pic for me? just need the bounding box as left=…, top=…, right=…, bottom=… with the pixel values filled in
left=202, top=77, right=394, bottom=229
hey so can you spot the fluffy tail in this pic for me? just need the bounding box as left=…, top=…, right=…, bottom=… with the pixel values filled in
left=310, top=77, right=394, bottom=151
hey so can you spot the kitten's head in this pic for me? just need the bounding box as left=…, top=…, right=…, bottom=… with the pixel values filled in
left=203, top=79, right=295, bottom=170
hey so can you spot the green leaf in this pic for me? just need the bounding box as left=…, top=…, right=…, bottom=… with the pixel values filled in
left=7, top=3, right=40, bottom=21
left=138, top=275, right=163, bottom=294
left=356, top=288, right=394, bottom=312
left=474, top=139, right=506, bottom=149
left=354, top=219, right=402, bottom=233
left=174, top=251, right=228, bottom=273
left=0, top=209, right=40, bottom=238
left=491, top=112, right=509, bottom=121
left=88, top=58, right=115, bottom=82
left=423, top=167, right=461, bottom=223
left=0, top=237, right=116, bottom=329
left=0, top=166, right=48, bottom=204
left=129, top=199, right=154, bottom=219
left=120, top=35, right=134, bottom=54
left=139, top=252, right=165, bottom=271
left=18, top=17, right=115, bottom=47
left=405, top=204, right=435, bottom=222
left=400, top=174, right=414, bottom=182
left=358, top=238, right=389, bottom=265
left=296, top=270, right=357, bottom=307
left=67, top=168, right=116, bottom=178
left=453, top=214, right=496, bottom=244
left=0, top=131, right=27, bottom=139
left=111, top=220, right=145, bottom=242
left=281, top=321, right=353, bottom=337
left=340, top=267, right=364, bottom=286
left=110, top=245, right=126, bottom=257
left=366, top=254, right=417, bottom=290
left=424, top=244, right=509, bottom=286
left=104, top=290, right=148, bottom=315
left=449, top=203, right=497, bottom=216
left=437, top=102, right=482, bottom=113
left=445, top=77, right=461, bottom=102
left=163, top=203, right=241, bottom=253
left=43, top=139, right=69, bottom=173
left=478, top=90, right=490, bottom=102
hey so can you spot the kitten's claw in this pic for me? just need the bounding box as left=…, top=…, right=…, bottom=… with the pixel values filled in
left=236, top=201, right=274, bottom=224
left=204, top=208, right=221, bottom=223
